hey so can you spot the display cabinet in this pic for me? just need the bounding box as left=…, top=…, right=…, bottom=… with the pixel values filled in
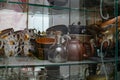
left=0, top=0, right=120, bottom=80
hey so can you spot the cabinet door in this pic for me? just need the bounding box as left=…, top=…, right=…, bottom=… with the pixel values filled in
left=0, top=0, right=119, bottom=80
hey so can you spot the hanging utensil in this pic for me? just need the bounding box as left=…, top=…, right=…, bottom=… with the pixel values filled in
left=100, top=0, right=109, bottom=20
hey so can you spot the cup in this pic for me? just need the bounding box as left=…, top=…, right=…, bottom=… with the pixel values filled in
left=4, top=43, right=23, bottom=57
left=0, top=28, right=14, bottom=39
left=23, top=28, right=37, bottom=57
left=24, top=28, right=37, bottom=40
left=14, top=30, right=25, bottom=45
left=1, top=32, right=23, bottom=57
left=0, top=29, right=14, bottom=56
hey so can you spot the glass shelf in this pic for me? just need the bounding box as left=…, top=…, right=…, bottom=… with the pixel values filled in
left=0, top=57, right=119, bottom=68
left=0, top=0, right=97, bottom=13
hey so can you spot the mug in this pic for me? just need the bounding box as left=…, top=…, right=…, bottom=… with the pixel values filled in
left=14, top=30, right=25, bottom=45
left=2, top=33, right=17, bottom=45
left=24, top=28, right=37, bottom=40
left=4, top=43, right=23, bottom=57
left=1, top=33, right=22, bottom=57
left=23, top=28, right=37, bottom=57
left=0, top=28, right=14, bottom=39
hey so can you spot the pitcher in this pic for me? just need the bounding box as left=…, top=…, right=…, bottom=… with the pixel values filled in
left=47, top=31, right=67, bottom=63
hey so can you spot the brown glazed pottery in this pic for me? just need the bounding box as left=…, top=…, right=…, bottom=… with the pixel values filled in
left=35, top=37, right=55, bottom=60
left=65, top=34, right=94, bottom=61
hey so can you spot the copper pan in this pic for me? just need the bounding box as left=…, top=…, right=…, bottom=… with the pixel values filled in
left=100, top=16, right=120, bottom=29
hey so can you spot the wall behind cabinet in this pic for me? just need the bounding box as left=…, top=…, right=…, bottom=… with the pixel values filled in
left=0, top=9, right=27, bottom=31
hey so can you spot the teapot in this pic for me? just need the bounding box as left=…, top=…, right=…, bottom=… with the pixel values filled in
left=64, top=34, right=94, bottom=61
left=64, top=35, right=84, bottom=61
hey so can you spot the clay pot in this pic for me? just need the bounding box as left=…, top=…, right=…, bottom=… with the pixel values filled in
left=35, top=37, right=55, bottom=60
